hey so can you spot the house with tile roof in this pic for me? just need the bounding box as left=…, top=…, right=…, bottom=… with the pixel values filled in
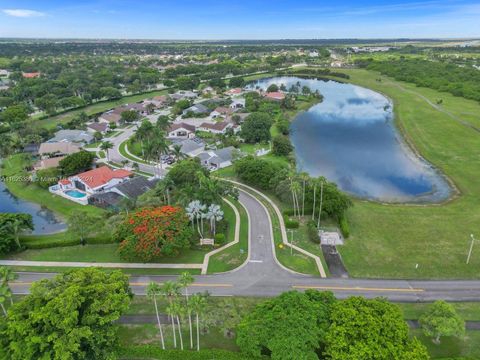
left=198, top=121, right=233, bottom=134
left=167, top=122, right=196, bottom=139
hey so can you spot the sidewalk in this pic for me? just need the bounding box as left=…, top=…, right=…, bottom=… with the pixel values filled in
left=0, top=260, right=203, bottom=269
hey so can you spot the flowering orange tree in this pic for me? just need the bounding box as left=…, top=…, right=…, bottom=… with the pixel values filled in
left=116, top=206, right=192, bottom=261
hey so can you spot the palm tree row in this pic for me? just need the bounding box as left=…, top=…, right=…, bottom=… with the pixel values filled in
left=287, top=172, right=326, bottom=226
left=146, top=272, right=207, bottom=351
left=186, top=200, right=224, bottom=239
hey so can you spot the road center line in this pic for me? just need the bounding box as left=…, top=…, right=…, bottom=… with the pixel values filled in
left=292, top=285, right=424, bottom=293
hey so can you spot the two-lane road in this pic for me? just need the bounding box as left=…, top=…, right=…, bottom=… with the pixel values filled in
left=10, top=190, right=480, bottom=302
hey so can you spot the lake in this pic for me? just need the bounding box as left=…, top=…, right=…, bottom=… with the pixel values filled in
left=248, top=76, right=452, bottom=203
left=0, top=180, right=67, bottom=235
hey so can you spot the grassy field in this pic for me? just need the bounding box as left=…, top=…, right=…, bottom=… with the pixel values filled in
left=326, top=69, right=480, bottom=279
left=208, top=198, right=249, bottom=273
left=32, top=89, right=169, bottom=130
left=411, top=330, right=480, bottom=359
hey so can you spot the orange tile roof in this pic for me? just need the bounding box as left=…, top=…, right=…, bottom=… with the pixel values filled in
left=22, top=72, right=41, bottom=78
left=75, top=166, right=132, bottom=189
left=59, top=179, right=71, bottom=185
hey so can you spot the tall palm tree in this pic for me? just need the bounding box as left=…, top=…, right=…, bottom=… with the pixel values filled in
left=162, top=281, right=180, bottom=348
left=3, top=218, right=30, bottom=250
left=186, top=200, right=206, bottom=238
left=299, top=172, right=309, bottom=217
left=0, top=266, right=17, bottom=306
left=0, top=286, right=11, bottom=316
left=170, top=301, right=184, bottom=350
left=100, top=141, right=113, bottom=162
left=165, top=303, right=178, bottom=348
left=179, top=272, right=195, bottom=349
left=190, top=294, right=207, bottom=351
left=317, top=179, right=324, bottom=229
left=311, top=178, right=318, bottom=220
left=206, top=204, right=223, bottom=236
left=146, top=282, right=165, bottom=350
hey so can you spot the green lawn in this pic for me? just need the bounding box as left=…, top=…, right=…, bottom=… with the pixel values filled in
left=119, top=140, right=149, bottom=164
left=5, top=243, right=209, bottom=264
left=398, top=302, right=480, bottom=321
left=208, top=198, right=249, bottom=273
left=411, top=329, right=480, bottom=359
left=327, top=68, right=480, bottom=279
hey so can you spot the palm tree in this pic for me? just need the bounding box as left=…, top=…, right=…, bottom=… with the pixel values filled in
left=170, top=144, right=186, bottom=161
left=146, top=282, right=165, bottom=350
left=162, top=281, right=180, bottom=348
left=0, top=286, right=11, bottom=316
left=186, top=200, right=206, bottom=238
left=299, top=172, right=309, bottom=217
left=311, top=178, right=318, bottom=220
left=179, top=272, right=195, bottom=349
left=165, top=302, right=178, bottom=348
left=168, top=301, right=184, bottom=350
left=317, top=179, right=324, bottom=229
left=3, top=218, right=30, bottom=250
left=100, top=141, right=113, bottom=161
left=206, top=204, right=223, bottom=236
left=190, top=294, right=207, bottom=351
left=0, top=266, right=17, bottom=305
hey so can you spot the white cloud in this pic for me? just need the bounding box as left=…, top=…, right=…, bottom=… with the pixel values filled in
left=2, top=9, right=46, bottom=18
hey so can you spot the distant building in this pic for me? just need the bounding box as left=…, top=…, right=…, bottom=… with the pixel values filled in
left=39, top=142, right=81, bottom=158
left=225, top=88, right=243, bottom=96
left=99, top=110, right=122, bottom=125
left=48, top=130, right=94, bottom=145
left=172, top=138, right=205, bottom=157
left=211, top=106, right=234, bottom=118
left=264, top=92, right=286, bottom=101
left=182, top=103, right=210, bottom=116
left=171, top=91, right=198, bottom=101
left=87, top=122, right=109, bottom=134
left=22, top=72, right=41, bottom=79
left=196, top=146, right=237, bottom=170
left=33, top=156, right=65, bottom=171
left=167, top=122, right=196, bottom=139
left=198, top=121, right=232, bottom=134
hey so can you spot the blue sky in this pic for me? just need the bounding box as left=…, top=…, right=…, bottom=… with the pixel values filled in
left=0, top=0, right=479, bottom=39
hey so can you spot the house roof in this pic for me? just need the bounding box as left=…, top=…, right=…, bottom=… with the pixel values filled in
left=49, top=130, right=94, bottom=144
left=22, top=72, right=41, bottom=78
left=74, top=166, right=133, bottom=189
left=185, top=103, right=209, bottom=114
left=59, top=179, right=71, bottom=185
left=226, top=88, right=242, bottom=95
left=213, top=106, right=233, bottom=115
left=87, top=122, right=108, bottom=132
left=168, top=122, right=196, bottom=133
left=200, top=121, right=230, bottom=131
left=265, top=92, right=286, bottom=100
left=39, top=142, right=81, bottom=156
left=176, top=138, right=204, bottom=155
left=34, top=156, right=65, bottom=170
left=100, top=111, right=122, bottom=123
left=113, top=177, right=158, bottom=199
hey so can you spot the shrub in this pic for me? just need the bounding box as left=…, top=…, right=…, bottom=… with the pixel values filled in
left=118, top=346, right=255, bottom=360
left=307, top=220, right=320, bottom=243
left=283, top=216, right=299, bottom=229
left=214, top=233, right=226, bottom=245
left=272, top=135, right=293, bottom=156
left=339, top=216, right=350, bottom=238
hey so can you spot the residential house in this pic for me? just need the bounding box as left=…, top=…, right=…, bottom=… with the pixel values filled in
left=172, top=138, right=205, bottom=157
left=34, top=156, right=65, bottom=171
left=22, top=72, right=41, bottom=78
left=230, top=98, right=245, bottom=109
left=171, top=90, right=198, bottom=101
left=0, top=69, right=9, bottom=77
left=167, top=122, right=196, bottom=139
left=225, top=88, right=243, bottom=96
left=48, top=130, right=94, bottom=145
left=99, top=110, right=122, bottom=125
left=38, top=142, right=81, bottom=158
left=54, top=166, right=133, bottom=195
left=87, top=122, right=109, bottom=134
left=0, top=78, right=10, bottom=91
left=210, top=106, right=234, bottom=119
left=196, top=146, right=236, bottom=170
left=264, top=91, right=286, bottom=102
left=182, top=103, right=210, bottom=116
left=89, top=176, right=159, bottom=210
left=198, top=121, right=232, bottom=134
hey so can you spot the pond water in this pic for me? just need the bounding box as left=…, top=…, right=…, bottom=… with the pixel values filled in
left=248, top=76, right=452, bottom=203
left=0, top=180, right=67, bottom=235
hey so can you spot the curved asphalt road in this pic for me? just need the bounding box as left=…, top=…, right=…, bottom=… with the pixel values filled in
left=11, top=190, right=480, bottom=302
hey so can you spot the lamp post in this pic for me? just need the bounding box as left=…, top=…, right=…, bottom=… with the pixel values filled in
left=467, top=234, right=476, bottom=264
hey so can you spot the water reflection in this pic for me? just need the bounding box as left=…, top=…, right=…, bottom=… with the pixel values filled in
left=248, top=77, right=452, bottom=203
left=0, top=180, right=66, bottom=234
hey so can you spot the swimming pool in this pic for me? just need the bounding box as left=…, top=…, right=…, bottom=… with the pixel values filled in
left=65, top=190, right=87, bottom=198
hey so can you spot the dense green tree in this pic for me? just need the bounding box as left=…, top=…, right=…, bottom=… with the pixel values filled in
left=276, top=118, right=290, bottom=135
left=35, top=167, right=61, bottom=189
left=266, top=83, right=279, bottom=92
left=120, top=110, right=140, bottom=123
left=234, top=155, right=287, bottom=190
left=237, top=290, right=335, bottom=360
left=229, top=77, right=245, bottom=88
left=59, top=150, right=95, bottom=176
left=419, top=300, right=465, bottom=344
left=325, top=297, right=429, bottom=360
left=241, top=112, right=274, bottom=143
left=0, top=268, right=132, bottom=360
left=67, top=210, right=101, bottom=245
left=272, top=135, right=293, bottom=156
left=100, top=141, right=114, bottom=161
left=0, top=213, right=33, bottom=254
left=0, top=104, right=29, bottom=123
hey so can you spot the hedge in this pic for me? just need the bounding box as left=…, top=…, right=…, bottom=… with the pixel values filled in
left=21, top=232, right=115, bottom=249
left=339, top=216, right=350, bottom=239
left=283, top=215, right=299, bottom=229
left=307, top=220, right=320, bottom=244
left=118, top=345, right=265, bottom=360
